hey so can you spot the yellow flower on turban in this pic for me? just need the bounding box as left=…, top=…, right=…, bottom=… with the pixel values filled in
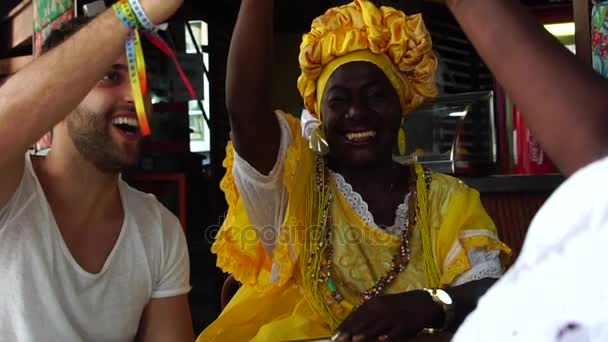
left=297, top=0, right=438, bottom=119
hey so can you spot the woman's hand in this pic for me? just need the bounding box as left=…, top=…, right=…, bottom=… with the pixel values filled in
left=333, top=290, right=443, bottom=341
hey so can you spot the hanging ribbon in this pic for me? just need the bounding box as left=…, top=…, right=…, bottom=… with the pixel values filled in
left=143, top=32, right=197, bottom=99
left=112, top=0, right=198, bottom=136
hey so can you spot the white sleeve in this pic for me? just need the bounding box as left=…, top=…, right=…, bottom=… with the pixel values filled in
left=151, top=209, right=191, bottom=299
left=450, top=249, right=503, bottom=286
left=454, top=158, right=608, bottom=342
left=453, top=225, right=608, bottom=342
left=232, top=113, right=293, bottom=255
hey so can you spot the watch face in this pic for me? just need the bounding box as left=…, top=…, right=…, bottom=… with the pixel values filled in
left=436, top=289, right=453, bottom=305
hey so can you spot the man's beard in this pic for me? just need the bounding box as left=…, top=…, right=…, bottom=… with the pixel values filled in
left=66, top=106, right=139, bottom=173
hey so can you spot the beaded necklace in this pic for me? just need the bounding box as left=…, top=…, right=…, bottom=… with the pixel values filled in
left=306, top=156, right=419, bottom=316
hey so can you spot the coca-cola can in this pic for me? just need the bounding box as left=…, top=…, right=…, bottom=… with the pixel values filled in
left=513, top=106, right=556, bottom=174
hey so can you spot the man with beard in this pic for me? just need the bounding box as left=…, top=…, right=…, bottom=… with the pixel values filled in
left=0, top=1, right=194, bottom=341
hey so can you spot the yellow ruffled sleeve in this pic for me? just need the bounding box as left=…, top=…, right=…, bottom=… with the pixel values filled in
left=211, top=111, right=313, bottom=291
left=428, top=174, right=512, bottom=286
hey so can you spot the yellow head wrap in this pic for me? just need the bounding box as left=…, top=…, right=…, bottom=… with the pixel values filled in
left=297, top=0, right=438, bottom=119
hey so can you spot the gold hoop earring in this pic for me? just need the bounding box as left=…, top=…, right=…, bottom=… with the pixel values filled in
left=398, top=119, right=406, bottom=156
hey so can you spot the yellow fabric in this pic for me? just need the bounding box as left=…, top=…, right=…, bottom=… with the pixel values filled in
left=198, top=112, right=511, bottom=341
left=428, top=175, right=513, bottom=285
left=315, top=175, right=429, bottom=328
left=211, top=110, right=309, bottom=291
left=414, top=162, right=441, bottom=288
left=298, top=155, right=439, bottom=330
left=298, top=0, right=438, bottom=119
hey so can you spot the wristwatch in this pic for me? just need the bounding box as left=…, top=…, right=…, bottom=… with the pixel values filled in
left=421, top=288, right=455, bottom=334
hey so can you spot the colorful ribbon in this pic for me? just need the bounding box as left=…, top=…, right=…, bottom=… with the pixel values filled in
left=127, top=0, right=156, bottom=31
left=113, top=0, right=197, bottom=136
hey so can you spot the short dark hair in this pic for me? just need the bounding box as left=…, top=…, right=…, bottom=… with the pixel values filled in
left=40, top=16, right=93, bottom=55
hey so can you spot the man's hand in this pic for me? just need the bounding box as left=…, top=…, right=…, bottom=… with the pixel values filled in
left=140, top=0, right=183, bottom=25
left=333, top=291, right=442, bottom=341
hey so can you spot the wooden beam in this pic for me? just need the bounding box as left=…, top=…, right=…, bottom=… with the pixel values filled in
left=0, top=55, right=32, bottom=75
left=573, top=0, right=591, bottom=66
left=1, top=1, right=33, bottom=51
left=2, top=1, right=32, bottom=22
left=531, top=3, right=573, bottom=23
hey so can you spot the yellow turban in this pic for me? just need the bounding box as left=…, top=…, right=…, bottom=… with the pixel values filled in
left=297, top=0, right=438, bottom=119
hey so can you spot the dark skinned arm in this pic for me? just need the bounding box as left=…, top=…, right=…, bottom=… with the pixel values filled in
left=334, top=278, right=497, bottom=341
left=440, top=0, right=608, bottom=176
left=227, top=0, right=281, bottom=175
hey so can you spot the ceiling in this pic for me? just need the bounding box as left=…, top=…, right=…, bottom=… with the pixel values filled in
left=0, top=0, right=426, bottom=32
left=1, top=0, right=572, bottom=31
left=0, top=0, right=426, bottom=58
left=169, top=0, right=572, bottom=32
left=185, top=0, right=433, bottom=31
left=0, top=0, right=572, bottom=57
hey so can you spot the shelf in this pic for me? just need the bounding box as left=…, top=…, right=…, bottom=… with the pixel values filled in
left=460, top=174, right=564, bottom=193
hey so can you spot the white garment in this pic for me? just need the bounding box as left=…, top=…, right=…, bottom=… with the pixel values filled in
left=232, top=113, right=502, bottom=286
left=453, top=156, right=608, bottom=342
left=0, top=155, right=191, bottom=342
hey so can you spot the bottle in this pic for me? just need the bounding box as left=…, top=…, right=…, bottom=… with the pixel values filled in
left=512, top=106, right=556, bottom=174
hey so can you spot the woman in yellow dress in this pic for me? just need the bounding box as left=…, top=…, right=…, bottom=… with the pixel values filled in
left=198, top=0, right=511, bottom=341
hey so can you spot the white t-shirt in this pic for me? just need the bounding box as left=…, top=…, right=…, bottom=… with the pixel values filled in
left=0, top=155, right=191, bottom=342
left=453, top=156, right=608, bottom=341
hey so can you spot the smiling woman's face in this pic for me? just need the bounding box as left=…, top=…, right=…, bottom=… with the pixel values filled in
left=321, top=61, right=402, bottom=168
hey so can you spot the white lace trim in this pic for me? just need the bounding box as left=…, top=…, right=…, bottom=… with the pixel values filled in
left=329, top=170, right=410, bottom=235
left=444, top=229, right=500, bottom=269
left=451, top=249, right=503, bottom=286
left=459, top=229, right=500, bottom=240
left=387, top=199, right=410, bottom=235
